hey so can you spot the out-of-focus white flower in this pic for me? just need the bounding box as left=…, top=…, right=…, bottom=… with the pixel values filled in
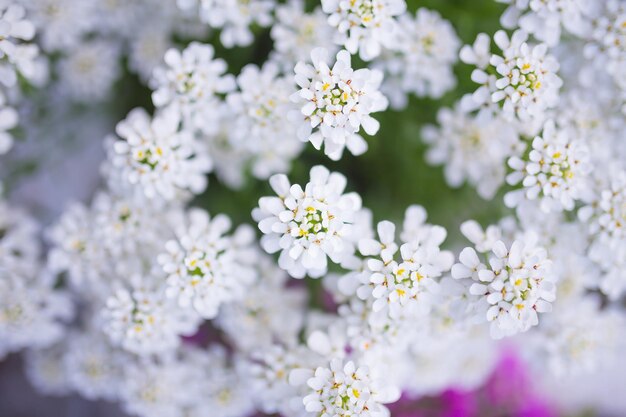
left=498, top=0, right=594, bottom=46
left=290, top=358, right=400, bottom=417
left=506, top=120, right=592, bottom=212
left=121, top=357, right=195, bottom=417
left=102, top=278, right=200, bottom=356
left=217, top=255, right=307, bottom=351
left=158, top=209, right=257, bottom=319
left=321, top=0, right=406, bottom=61
left=253, top=165, right=362, bottom=278
left=24, top=0, right=92, bottom=52
left=0, top=270, right=73, bottom=358
left=111, top=108, right=212, bottom=200
left=24, top=343, right=72, bottom=396
left=64, top=331, right=126, bottom=401
left=247, top=343, right=318, bottom=416
left=375, top=8, right=460, bottom=108
left=151, top=42, right=235, bottom=135
left=579, top=169, right=626, bottom=299
left=226, top=62, right=303, bottom=179
left=129, top=25, right=172, bottom=82
left=291, top=48, right=388, bottom=160
left=270, top=1, right=337, bottom=71
left=452, top=226, right=557, bottom=339
left=57, top=39, right=121, bottom=102
left=422, top=105, right=521, bottom=199
left=180, top=0, right=275, bottom=48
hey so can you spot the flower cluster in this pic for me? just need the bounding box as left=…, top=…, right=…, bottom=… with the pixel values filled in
left=1, top=1, right=626, bottom=417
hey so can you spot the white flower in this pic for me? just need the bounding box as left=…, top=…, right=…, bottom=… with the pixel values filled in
left=129, top=25, right=172, bottom=82
left=111, top=108, right=212, bottom=200
left=64, top=332, right=126, bottom=401
left=217, top=255, right=307, bottom=351
left=0, top=270, right=73, bottom=358
left=253, top=165, right=362, bottom=278
left=321, top=0, right=406, bottom=61
left=290, top=358, right=400, bottom=417
left=579, top=170, right=626, bottom=299
left=467, top=30, right=562, bottom=123
left=151, top=42, right=236, bottom=135
left=24, top=0, right=91, bottom=52
left=247, top=344, right=318, bottom=416
left=158, top=209, right=257, bottom=319
left=291, top=48, right=388, bottom=160
left=225, top=62, right=304, bottom=179
left=356, top=211, right=453, bottom=320
left=24, top=344, right=72, bottom=396
left=451, top=228, right=557, bottom=339
left=103, top=279, right=200, bottom=356
left=498, top=0, right=594, bottom=46
left=121, top=358, right=195, bottom=417
left=374, top=8, right=460, bottom=108
left=505, top=119, right=592, bottom=212
left=270, top=1, right=337, bottom=71
left=535, top=297, right=623, bottom=377
left=57, top=39, right=121, bottom=102
left=182, top=0, right=275, bottom=48
left=422, top=105, right=521, bottom=199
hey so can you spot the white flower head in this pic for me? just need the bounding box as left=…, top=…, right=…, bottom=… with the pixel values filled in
left=102, top=278, right=201, bottom=356
left=253, top=165, right=363, bottom=278
left=321, top=0, right=407, bottom=61
left=111, top=107, right=212, bottom=201
left=290, top=358, right=400, bottom=417
left=505, top=119, right=592, bottom=212
left=451, top=226, right=557, bottom=339
left=356, top=207, right=453, bottom=320
left=182, top=0, right=275, bottom=48
left=375, top=8, right=460, bottom=108
left=158, top=209, right=258, bottom=319
left=291, top=48, right=388, bottom=160
left=270, top=1, right=337, bottom=71
left=422, top=105, right=521, bottom=199
left=57, top=39, right=121, bottom=103
left=226, top=62, right=304, bottom=179
left=466, top=30, right=562, bottom=124
left=151, top=42, right=236, bottom=135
